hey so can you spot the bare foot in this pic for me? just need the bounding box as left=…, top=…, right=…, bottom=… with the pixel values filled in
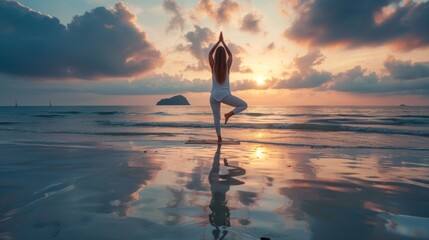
left=224, top=112, right=233, bottom=124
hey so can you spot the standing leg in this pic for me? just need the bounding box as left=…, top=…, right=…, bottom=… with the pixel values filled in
left=210, top=96, right=222, bottom=142
left=221, top=94, right=247, bottom=124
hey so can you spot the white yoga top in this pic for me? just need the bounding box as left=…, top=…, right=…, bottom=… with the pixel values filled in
left=210, top=70, right=231, bottom=102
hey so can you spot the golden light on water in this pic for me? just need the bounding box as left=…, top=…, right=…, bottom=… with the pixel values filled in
left=256, top=132, right=264, bottom=138
left=255, top=147, right=265, bottom=159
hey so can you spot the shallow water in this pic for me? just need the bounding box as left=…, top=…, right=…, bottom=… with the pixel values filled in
left=1, top=106, right=428, bottom=239
left=1, top=140, right=428, bottom=239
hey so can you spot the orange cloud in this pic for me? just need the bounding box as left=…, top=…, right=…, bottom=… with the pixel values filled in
left=194, top=0, right=240, bottom=25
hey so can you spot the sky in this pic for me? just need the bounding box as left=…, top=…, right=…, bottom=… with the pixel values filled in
left=0, top=0, right=429, bottom=106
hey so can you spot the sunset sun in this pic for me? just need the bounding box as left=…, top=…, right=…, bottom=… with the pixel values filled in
left=256, top=76, right=266, bottom=86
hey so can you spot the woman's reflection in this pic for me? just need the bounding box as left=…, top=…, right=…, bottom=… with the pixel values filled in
left=209, top=144, right=246, bottom=240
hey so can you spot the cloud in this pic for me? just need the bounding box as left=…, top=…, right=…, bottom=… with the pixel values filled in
left=240, top=12, right=262, bottom=34
left=330, top=67, right=382, bottom=93
left=195, top=0, right=240, bottom=25
left=0, top=1, right=163, bottom=80
left=330, top=65, right=429, bottom=95
left=84, top=74, right=211, bottom=95
left=0, top=73, right=210, bottom=96
left=224, top=51, right=429, bottom=95
left=384, top=57, right=429, bottom=80
left=276, top=71, right=332, bottom=89
left=163, top=0, right=185, bottom=33
left=275, top=49, right=332, bottom=89
left=278, top=0, right=291, bottom=17
left=3, top=55, right=428, bottom=96
left=264, top=42, right=275, bottom=51
left=275, top=52, right=429, bottom=94
left=231, top=79, right=276, bottom=91
left=179, top=25, right=215, bottom=71
left=284, top=0, right=429, bottom=50
left=293, top=49, right=325, bottom=73
left=179, top=25, right=252, bottom=73
left=227, top=43, right=253, bottom=73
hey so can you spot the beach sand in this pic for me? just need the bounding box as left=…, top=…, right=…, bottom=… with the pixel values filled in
left=1, top=140, right=428, bottom=240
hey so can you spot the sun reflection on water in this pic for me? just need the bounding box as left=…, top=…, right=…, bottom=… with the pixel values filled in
left=254, top=147, right=265, bottom=160
left=256, top=132, right=264, bottom=139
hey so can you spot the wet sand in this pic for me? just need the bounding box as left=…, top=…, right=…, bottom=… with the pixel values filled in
left=1, top=140, right=429, bottom=240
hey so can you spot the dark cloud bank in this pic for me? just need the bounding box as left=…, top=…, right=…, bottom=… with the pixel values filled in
left=0, top=0, right=163, bottom=79
left=20, top=52, right=427, bottom=96
left=148, top=50, right=428, bottom=95
left=263, top=50, right=429, bottom=95
left=331, top=58, right=429, bottom=95
left=3, top=46, right=427, bottom=96
left=284, top=0, right=429, bottom=50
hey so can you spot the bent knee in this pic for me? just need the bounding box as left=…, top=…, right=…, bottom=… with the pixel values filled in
left=242, top=102, right=248, bottom=110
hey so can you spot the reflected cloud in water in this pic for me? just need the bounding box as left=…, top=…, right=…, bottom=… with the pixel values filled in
left=279, top=149, right=429, bottom=240
left=78, top=152, right=163, bottom=217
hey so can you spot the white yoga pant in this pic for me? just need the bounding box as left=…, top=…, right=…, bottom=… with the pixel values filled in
left=210, top=94, right=247, bottom=136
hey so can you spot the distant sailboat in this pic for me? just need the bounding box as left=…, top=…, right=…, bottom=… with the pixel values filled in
left=49, top=100, right=52, bottom=107
left=14, top=99, right=18, bottom=107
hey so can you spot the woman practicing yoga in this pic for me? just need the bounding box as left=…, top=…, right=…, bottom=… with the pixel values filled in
left=209, top=32, right=248, bottom=143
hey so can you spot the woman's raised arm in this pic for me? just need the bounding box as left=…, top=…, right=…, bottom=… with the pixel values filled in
left=208, top=33, right=222, bottom=72
left=220, top=32, right=233, bottom=72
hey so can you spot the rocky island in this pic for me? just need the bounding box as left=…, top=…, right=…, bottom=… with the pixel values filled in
left=156, top=95, right=190, bottom=105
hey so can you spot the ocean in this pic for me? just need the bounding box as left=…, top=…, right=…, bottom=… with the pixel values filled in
left=1, top=105, right=429, bottom=239
left=1, top=105, right=428, bottom=150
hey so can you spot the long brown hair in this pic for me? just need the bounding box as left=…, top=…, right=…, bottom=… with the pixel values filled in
left=214, top=46, right=227, bottom=84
